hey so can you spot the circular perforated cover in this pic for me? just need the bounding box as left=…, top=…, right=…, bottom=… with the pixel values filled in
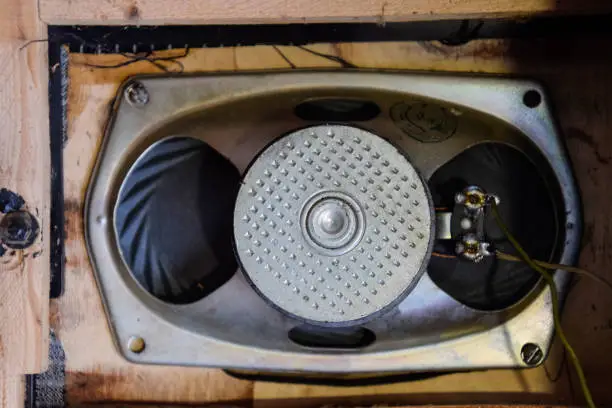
left=234, top=125, right=434, bottom=325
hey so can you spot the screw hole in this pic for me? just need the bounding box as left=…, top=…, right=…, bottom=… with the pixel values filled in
left=523, top=90, right=542, bottom=108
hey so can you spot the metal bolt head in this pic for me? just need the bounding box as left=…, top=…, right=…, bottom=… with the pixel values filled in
left=124, top=81, right=149, bottom=107
left=0, top=211, right=39, bottom=249
left=127, top=336, right=146, bottom=353
left=521, top=343, right=544, bottom=366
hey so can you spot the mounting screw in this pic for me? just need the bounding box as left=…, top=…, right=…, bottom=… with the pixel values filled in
left=124, top=81, right=149, bottom=107
left=521, top=343, right=544, bottom=366
left=0, top=211, right=39, bottom=249
left=127, top=336, right=146, bottom=353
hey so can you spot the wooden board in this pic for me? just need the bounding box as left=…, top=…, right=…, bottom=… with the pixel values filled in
left=56, top=49, right=254, bottom=407
left=56, top=40, right=612, bottom=406
left=0, top=0, right=50, bottom=379
left=39, top=0, right=612, bottom=26
left=0, top=375, right=23, bottom=408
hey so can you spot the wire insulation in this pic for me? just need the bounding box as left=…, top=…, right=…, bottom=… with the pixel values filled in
left=295, top=45, right=358, bottom=68
left=495, top=251, right=612, bottom=295
left=432, top=250, right=612, bottom=295
left=78, top=48, right=189, bottom=72
left=431, top=251, right=457, bottom=259
left=272, top=46, right=296, bottom=69
left=490, top=201, right=596, bottom=408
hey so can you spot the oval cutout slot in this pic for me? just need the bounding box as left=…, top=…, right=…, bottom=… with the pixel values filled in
left=295, top=98, right=381, bottom=122
left=289, top=324, right=375, bottom=349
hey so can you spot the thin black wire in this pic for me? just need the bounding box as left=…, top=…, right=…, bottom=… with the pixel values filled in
left=19, top=33, right=188, bottom=73
left=295, top=45, right=358, bottom=68
left=79, top=48, right=189, bottom=73
left=544, top=342, right=568, bottom=383
left=19, top=38, right=48, bottom=51
left=439, top=20, right=485, bottom=46
left=272, top=46, right=296, bottom=69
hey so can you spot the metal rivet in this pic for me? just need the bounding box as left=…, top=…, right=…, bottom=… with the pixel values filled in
left=128, top=336, right=146, bottom=353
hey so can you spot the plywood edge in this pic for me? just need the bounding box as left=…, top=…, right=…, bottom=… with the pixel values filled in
left=0, top=374, right=24, bottom=408
left=0, top=0, right=50, bottom=375
left=38, top=0, right=612, bottom=26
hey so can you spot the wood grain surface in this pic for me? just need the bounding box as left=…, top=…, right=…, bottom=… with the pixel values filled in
left=39, top=0, right=612, bottom=25
left=56, top=39, right=612, bottom=406
left=0, top=0, right=49, bottom=381
left=0, top=375, right=23, bottom=408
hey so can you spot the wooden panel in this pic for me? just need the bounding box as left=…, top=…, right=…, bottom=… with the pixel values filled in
left=0, top=375, right=23, bottom=408
left=252, top=370, right=564, bottom=407
left=56, top=50, right=254, bottom=406
left=39, top=0, right=612, bottom=26
left=0, top=0, right=49, bottom=376
left=57, top=40, right=612, bottom=405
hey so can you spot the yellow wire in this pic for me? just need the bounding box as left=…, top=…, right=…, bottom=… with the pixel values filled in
left=495, top=251, right=612, bottom=295
left=490, top=201, right=596, bottom=408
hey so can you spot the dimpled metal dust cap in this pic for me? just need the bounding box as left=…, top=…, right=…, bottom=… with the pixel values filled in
left=234, top=125, right=434, bottom=325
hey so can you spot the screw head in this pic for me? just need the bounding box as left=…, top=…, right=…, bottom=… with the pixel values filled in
left=521, top=343, right=544, bottom=366
left=124, top=81, right=149, bottom=107
left=127, top=336, right=146, bottom=353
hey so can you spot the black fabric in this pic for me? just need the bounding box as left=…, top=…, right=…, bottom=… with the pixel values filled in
left=115, top=137, right=240, bottom=304
left=47, top=14, right=612, bottom=55
left=25, top=331, right=65, bottom=408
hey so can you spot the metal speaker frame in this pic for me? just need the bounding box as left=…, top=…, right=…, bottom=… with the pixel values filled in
left=85, top=71, right=580, bottom=373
